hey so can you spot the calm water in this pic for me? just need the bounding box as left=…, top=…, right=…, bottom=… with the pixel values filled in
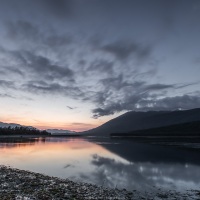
left=0, top=137, right=200, bottom=192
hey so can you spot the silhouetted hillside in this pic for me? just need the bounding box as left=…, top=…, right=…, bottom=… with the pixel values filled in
left=110, top=121, right=200, bottom=137
left=84, top=108, right=200, bottom=136
left=0, top=122, right=34, bottom=129
left=0, top=126, right=50, bottom=136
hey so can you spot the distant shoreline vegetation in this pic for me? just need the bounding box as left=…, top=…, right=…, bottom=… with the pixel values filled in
left=0, top=126, right=50, bottom=136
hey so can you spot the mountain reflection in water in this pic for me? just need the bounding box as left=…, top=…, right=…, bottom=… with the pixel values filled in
left=0, top=137, right=199, bottom=192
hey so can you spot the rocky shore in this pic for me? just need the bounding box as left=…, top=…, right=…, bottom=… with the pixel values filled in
left=0, top=165, right=199, bottom=200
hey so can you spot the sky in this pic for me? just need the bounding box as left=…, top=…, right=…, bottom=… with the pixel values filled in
left=0, top=0, right=200, bottom=131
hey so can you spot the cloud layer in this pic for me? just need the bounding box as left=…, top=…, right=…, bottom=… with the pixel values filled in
left=0, top=0, right=200, bottom=121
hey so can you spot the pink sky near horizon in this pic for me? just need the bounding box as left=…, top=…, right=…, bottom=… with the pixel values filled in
left=0, top=117, right=99, bottom=132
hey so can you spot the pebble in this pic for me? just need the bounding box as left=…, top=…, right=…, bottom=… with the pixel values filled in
left=0, top=165, right=199, bottom=200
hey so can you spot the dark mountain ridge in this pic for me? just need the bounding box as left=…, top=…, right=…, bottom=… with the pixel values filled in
left=84, top=108, right=200, bottom=136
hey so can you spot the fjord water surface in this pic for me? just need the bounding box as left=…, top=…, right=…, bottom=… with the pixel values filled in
left=0, top=137, right=200, bottom=192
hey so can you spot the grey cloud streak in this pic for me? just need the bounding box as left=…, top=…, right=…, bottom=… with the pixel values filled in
left=101, top=42, right=152, bottom=61
left=92, top=95, right=200, bottom=118
left=0, top=79, right=16, bottom=89
left=91, top=75, right=200, bottom=118
left=0, top=46, right=74, bottom=81
left=18, top=51, right=74, bottom=81
left=66, top=106, right=77, bottom=110
left=87, top=60, right=114, bottom=74
left=22, top=81, right=84, bottom=98
left=0, top=93, right=14, bottom=99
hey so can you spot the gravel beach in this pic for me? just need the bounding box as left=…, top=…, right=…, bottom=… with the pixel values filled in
left=0, top=165, right=199, bottom=200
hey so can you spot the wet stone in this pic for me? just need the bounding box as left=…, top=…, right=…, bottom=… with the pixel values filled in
left=0, top=165, right=200, bottom=200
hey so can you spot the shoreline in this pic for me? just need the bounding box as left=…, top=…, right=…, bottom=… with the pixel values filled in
left=1, top=134, right=200, bottom=151
left=0, top=165, right=132, bottom=200
left=0, top=166, right=199, bottom=200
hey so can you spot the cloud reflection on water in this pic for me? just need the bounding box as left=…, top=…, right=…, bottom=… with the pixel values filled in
left=81, top=153, right=200, bottom=192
